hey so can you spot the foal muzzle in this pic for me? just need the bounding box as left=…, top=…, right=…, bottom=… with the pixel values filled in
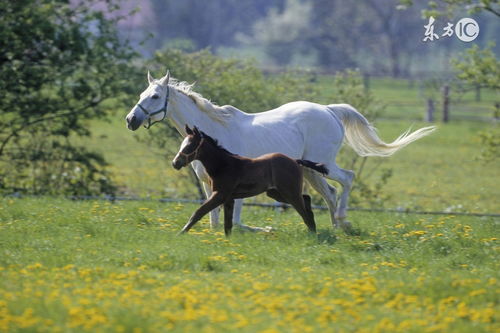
left=172, top=159, right=185, bottom=170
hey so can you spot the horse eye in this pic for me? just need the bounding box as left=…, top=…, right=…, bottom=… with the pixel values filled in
left=152, top=94, right=159, bottom=100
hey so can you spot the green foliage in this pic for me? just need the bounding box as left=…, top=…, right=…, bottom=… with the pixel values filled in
left=3, top=133, right=116, bottom=195
left=0, top=0, right=137, bottom=195
left=0, top=197, right=498, bottom=331
left=452, top=43, right=499, bottom=162
left=477, top=129, right=500, bottom=163
left=452, top=43, right=500, bottom=91
left=400, top=0, right=500, bottom=18
left=242, top=0, right=313, bottom=65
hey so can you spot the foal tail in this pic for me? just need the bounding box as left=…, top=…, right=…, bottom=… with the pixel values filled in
left=296, top=159, right=329, bottom=175
left=328, top=104, right=436, bottom=157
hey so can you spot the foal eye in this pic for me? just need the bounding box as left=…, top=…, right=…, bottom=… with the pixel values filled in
left=152, top=94, right=159, bottom=99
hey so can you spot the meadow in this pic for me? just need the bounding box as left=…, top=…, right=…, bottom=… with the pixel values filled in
left=1, top=76, right=498, bottom=332
left=0, top=197, right=498, bottom=332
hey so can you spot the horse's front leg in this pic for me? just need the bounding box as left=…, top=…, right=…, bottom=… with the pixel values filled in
left=179, top=191, right=225, bottom=235
left=232, top=199, right=273, bottom=232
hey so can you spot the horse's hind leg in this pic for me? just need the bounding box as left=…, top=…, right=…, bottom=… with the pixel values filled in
left=324, top=163, right=354, bottom=231
left=303, top=169, right=338, bottom=228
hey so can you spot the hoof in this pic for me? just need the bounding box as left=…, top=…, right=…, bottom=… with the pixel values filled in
left=341, top=221, right=353, bottom=231
left=334, top=216, right=354, bottom=233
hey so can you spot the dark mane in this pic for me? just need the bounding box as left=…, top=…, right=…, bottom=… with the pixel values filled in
left=199, top=130, right=236, bottom=156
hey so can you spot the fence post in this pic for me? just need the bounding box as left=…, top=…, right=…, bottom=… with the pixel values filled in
left=363, top=73, right=370, bottom=91
left=442, top=85, right=450, bottom=123
left=426, top=98, right=434, bottom=122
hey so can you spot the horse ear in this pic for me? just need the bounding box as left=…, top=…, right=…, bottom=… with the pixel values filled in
left=159, top=70, right=170, bottom=87
left=193, top=126, right=201, bottom=137
left=147, top=70, right=154, bottom=85
left=185, top=125, right=193, bottom=135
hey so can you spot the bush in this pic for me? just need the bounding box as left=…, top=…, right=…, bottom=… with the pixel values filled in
left=0, top=0, right=137, bottom=195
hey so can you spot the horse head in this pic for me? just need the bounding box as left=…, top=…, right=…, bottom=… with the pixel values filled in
left=125, top=71, right=170, bottom=130
left=172, top=125, right=204, bottom=170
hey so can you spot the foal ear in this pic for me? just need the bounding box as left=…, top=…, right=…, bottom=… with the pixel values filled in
left=147, top=70, right=154, bottom=85
left=158, top=70, right=170, bottom=87
left=185, top=125, right=193, bottom=135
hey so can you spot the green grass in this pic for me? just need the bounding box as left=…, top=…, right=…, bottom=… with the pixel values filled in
left=368, top=120, right=499, bottom=213
left=0, top=197, right=498, bottom=332
left=316, top=76, right=498, bottom=120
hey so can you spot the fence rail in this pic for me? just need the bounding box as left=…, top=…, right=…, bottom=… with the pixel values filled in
left=6, top=194, right=497, bottom=218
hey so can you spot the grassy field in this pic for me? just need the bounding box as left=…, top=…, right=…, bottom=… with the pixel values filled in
left=0, top=197, right=498, bottom=332
left=1, top=76, right=498, bottom=332
left=317, top=76, right=498, bottom=120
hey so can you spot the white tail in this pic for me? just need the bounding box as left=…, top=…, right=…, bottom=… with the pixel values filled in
left=329, top=104, right=436, bottom=157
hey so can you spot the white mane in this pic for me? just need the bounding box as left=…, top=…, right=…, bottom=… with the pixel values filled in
left=167, top=78, right=238, bottom=124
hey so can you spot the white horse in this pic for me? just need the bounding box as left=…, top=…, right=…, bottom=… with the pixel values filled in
left=125, top=71, right=435, bottom=231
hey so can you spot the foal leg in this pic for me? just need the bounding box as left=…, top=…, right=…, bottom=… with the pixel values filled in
left=179, top=191, right=226, bottom=234
left=202, top=181, right=221, bottom=229
left=303, top=169, right=338, bottom=229
left=274, top=189, right=316, bottom=234
left=302, top=194, right=313, bottom=218
left=223, top=199, right=235, bottom=236
left=266, top=188, right=287, bottom=203
left=267, top=189, right=313, bottom=214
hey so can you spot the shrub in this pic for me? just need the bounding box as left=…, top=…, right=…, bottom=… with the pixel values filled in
left=0, top=0, right=137, bottom=195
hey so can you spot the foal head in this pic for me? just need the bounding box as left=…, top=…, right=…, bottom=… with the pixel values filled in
left=172, top=125, right=205, bottom=170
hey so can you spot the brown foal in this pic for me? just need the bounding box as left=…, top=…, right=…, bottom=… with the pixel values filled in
left=172, top=125, right=329, bottom=236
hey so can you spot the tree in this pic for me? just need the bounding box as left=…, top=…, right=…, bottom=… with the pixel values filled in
left=452, top=44, right=499, bottom=162
left=240, top=0, right=313, bottom=65
left=399, top=0, right=500, bottom=18
left=147, top=0, right=285, bottom=51
left=0, top=0, right=137, bottom=195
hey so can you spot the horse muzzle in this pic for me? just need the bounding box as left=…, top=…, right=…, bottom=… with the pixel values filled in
left=172, top=159, right=184, bottom=170
left=126, top=114, right=142, bottom=131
